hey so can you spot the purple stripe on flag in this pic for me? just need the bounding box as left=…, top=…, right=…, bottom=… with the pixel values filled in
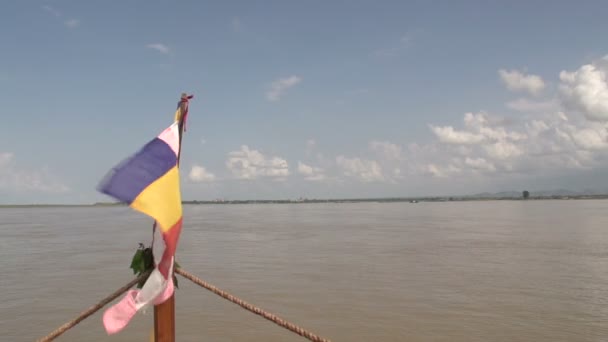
left=97, top=138, right=177, bottom=204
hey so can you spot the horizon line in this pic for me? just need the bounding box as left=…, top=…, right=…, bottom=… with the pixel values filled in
left=3, top=191, right=608, bottom=207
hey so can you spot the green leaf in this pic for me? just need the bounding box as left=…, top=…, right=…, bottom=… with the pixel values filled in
left=129, top=243, right=177, bottom=289
left=130, top=249, right=144, bottom=274
left=138, top=258, right=145, bottom=274
left=142, top=247, right=154, bottom=270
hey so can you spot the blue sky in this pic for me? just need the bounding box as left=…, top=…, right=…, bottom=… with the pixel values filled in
left=3, top=1, right=608, bottom=204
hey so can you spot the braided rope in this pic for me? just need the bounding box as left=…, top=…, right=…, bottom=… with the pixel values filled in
left=37, top=272, right=150, bottom=342
left=176, top=268, right=331, bottom=342
left=38, top=268, right=331, bottom=342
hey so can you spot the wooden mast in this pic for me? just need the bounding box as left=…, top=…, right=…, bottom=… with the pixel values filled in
left=153, top=93, right=191, bottom=342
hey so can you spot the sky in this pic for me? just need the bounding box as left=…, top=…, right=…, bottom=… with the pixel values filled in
left=3, top=1, right=608, bottom=204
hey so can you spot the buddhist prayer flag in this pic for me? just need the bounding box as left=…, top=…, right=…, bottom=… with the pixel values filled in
left=97, top=121, right=183, bottom=334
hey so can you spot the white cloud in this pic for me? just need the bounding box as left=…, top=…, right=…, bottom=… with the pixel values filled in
left=266, top=76, right=301, bottom=102
left=42, top=5, right=61, bottom=17
left=64, top=19, right=80, bottom=28
left=525, top=120, right=551, bottom=136
left=367, top=140, right=405, bottom=181
left=483, top=141, right=523, bottom=160
left=305, top=139, right=316, bottom=156
left=465, top=157, right=496, bottom=172
left=570, top=128, right=608, bottom=150
left=430, top=125, right=485, bottom=145
left=463, top=112, right=527, bottom=142
left=189, top=165, right=216, bottom=182
left=192, top=55, right=608, bottom=191
left=559, top=57, right=608, bottom=121
left=0, top=152, right=12, bottom=168
left=0, top=153, right=69, bottom=193
left=226, top=145, right=289, bottom=180
left=425, top=163, right=461, bottom=178
left=426, top=164, right=443, bottom=177
left=336, top=156, right=384, bottom=182
left=499, top=69, right=545, bottom=96
left=42, top=5, right=80, bottom=29
left=507, top=98, right=558, bottom=112
left=431, top=112, right=526, bottom=148
left=423, top=105, right=608, bottom=177
left=146, top=43, right=170, bottom=55
left=400, top=33, right=412, bottom=45
left=297, top=162, right=315, bottom=175
left=370, top=140, right=403, bottom=161
left=297, top=161, right=325, bottom=181
left=374, top=30, right=416, bottom=58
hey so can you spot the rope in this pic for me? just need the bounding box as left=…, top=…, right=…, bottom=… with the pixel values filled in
left=176, top=268, right=331, bottom=342
left=37, top=267, right=332, bottom=342
left=37, top=271, right=150, bottom=342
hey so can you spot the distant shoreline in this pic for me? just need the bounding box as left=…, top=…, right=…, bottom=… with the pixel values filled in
left=3, top=194, right=608, bottom=208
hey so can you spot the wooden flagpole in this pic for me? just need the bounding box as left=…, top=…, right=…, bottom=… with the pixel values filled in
left=153, top=93, right=192, bottom=342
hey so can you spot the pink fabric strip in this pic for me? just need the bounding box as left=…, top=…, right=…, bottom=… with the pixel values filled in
left=157, top=122, right=180, bottom=155
left=102, top=277, right=174, bottom=334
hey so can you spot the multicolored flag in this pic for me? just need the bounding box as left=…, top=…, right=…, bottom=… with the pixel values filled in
left=97, top=120, right=183, bottom=334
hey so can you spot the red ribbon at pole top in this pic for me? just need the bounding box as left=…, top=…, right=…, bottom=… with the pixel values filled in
left=179, top=94, right=194, bottom=132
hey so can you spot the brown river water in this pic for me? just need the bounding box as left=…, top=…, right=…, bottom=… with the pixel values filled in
left=2, top=200, right=608, bottom=341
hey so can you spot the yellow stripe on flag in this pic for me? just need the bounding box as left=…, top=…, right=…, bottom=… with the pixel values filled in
left=131, top=166, right=182, bottom=232
left=174, top=108, right=182, bottom=122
